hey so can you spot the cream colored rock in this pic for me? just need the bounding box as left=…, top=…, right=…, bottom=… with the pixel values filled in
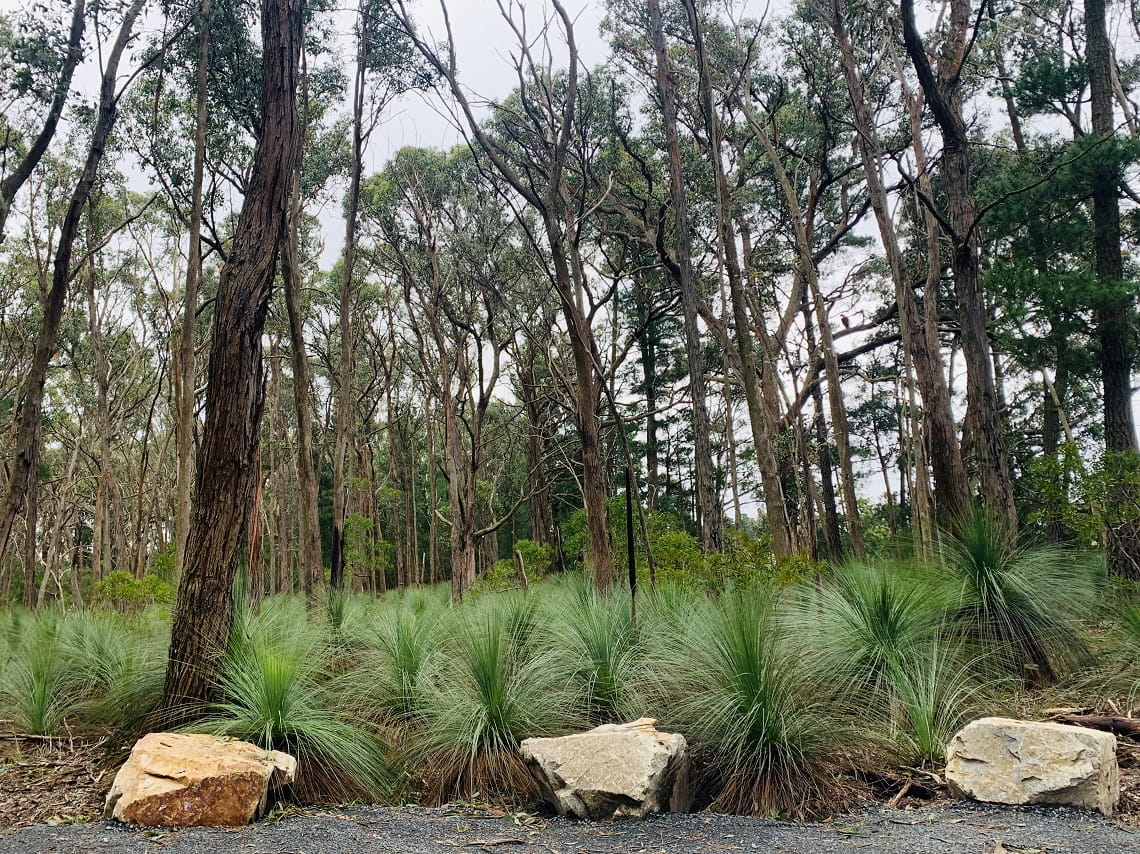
left=105, top=732, right=297, bottom=827
left=945, top=717, right=1119, bottom=816
left=520, top=718, right=691, bottom=820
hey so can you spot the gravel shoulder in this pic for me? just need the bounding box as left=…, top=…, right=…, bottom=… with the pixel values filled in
left=0, top=801, right=1136, bottom=854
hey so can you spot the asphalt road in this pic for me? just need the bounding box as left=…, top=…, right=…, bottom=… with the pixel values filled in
left=1, top=801, right=1136, bottom=854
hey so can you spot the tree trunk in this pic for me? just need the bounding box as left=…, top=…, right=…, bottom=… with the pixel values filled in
left=160, top=0, right=301, bottom=719
left=330, top=35, right=366, bottom=592
left=680, top=0, right=793, bottom=556
left=444, top=391, right=477, bottom=600
left=175, top=0, right=212, bottom=581
left=519, top=354, right=553, bottom=544
left=901, top=0, right=1016, bottom=530
left=281, top=173, right=324, bottom=597
left=647, top=0, right=721, bottom=553
left=803, top=289, right=843, bottom=560
left=1086, top=0, right=1140, bottom=579
left=425, top=397, right=439, bottom=587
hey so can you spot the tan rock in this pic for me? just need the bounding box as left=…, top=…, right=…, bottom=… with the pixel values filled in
left=105, top=732, right=297, bottom=827
left=945, top=717, right=1119, bottom=816
left=520, top=718, right=691, bottom=819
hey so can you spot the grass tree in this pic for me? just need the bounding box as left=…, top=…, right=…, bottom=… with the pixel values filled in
left=649, top=594, right=850, bottom=817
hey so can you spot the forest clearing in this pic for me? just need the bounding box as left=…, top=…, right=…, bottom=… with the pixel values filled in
left=2, top=0, right=1140, bottom=845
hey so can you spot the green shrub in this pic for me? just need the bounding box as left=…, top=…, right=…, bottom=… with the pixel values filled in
left=545, top=586, right=643, bottom=722
left=339, top=599, right=442, bottom=725
left=790, top=563, right=941, bottom=696
left=194, top=609, right=389, bottom=803
left=95, top=571, right=172, bottom=614
left=411, top=606, right=576, bottom=805
left=61, top=609, right=166, bottom=730
left=788, top=562, right=985, bottom=765
left=0, top=611, right=78, bottom=735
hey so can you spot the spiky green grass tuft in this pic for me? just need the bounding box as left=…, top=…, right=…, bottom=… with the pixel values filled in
left=193, top=601, right=389, bottom=803
left=649, top=594, right=849, bottom=817
left=0, top=610, right=77, bottom=735
left=940, top=508, right=1100, bottom=681
left=411, top=606, right=576, bottom=805
left=545, top=586, right=643, bottom=722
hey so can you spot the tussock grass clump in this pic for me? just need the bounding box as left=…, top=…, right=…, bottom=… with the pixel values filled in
left=788, top=563, right=987, bottom=765
left=544, top=585, right=643, bottom=722
left=193, top=599, right=389, bottom=803
left=61, top=609, right=166, bottom=731
left=649, top=594, right=849, bottom=818
left=887, top=635, right=991, bottom=764
left=411, top=603, right=577, bottom=805
left=790, top=563, right=940, bottom=696
left=939, top=508, right=1100, bottom=681
left=0, top=610, right=76, bottom=735
left=338, top=597, right=443, bottom=726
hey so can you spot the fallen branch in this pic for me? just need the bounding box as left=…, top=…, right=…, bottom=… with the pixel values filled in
left=888, top=778, right=913, bottom=807
left=1054, top=714, right=1140, bottom=738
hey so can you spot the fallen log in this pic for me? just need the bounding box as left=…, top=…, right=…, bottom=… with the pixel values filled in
left=1054, top=714, right=1140, bottom=738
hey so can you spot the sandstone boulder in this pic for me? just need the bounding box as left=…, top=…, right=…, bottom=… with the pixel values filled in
left=945, top=717, right=1119, bottom=816
left=520, top=718, right=691, bottom=820
left=106, top=732, right=297, bottom=827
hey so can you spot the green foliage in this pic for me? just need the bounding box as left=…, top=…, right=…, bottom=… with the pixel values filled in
left=195, top=601, right=389, bottom=803
left=513, top=539, right=552, bottom=577
left=647, top=594, right=848, bottom=817
left=544, top=585, right=643, bottom=722
left=889, top=636, right=987, bottom=765
left=0, top=535, right=1114, bottom=814
left=60, top=609, right=166, bottom=730
left=791, top=563, right=940, bottom=696
left=939, top=508, right=1101, bottom=681
left=0, top=611, right=74, bottom=735
left=339, top=595, right=443, bottom=725
left=790, top=563, right=986, bottom=765
left=411, top=601, right=577, bottom=805
left=95, top=571, right=172, bottom=613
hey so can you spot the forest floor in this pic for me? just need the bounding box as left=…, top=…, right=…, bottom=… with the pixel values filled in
left=1, top=738, right=1139, bottom=854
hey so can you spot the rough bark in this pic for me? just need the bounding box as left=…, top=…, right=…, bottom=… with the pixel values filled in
left=160, top=0, right=301, bottom=718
